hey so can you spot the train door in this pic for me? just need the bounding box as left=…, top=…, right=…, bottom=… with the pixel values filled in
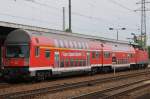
left=54, top=52, right=60, bottom=67
left=86, top=52, right=90, bottom=66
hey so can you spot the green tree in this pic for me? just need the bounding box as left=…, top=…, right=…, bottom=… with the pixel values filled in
left=65, top=28, right=72, bottom=33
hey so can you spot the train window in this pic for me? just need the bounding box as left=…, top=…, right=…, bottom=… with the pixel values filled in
left=128, top=54, right=133, bottom=58
left=54, top=39, right=59, bottom=47
left=85, top=43, right=89, bottom=49
left=126, top=59, right=129, bottom=63
left=83, top=60, right=86, bottom=66
left=81, top=42, right=84, bottom=49
left=72, top=41, right=75, bottom=48
left=77, top=60, right=79, bottom=66
left=73, top=41, right=77, bottom=49
left=128, top=54, right=130, bottom=58
left=77, top=42, right=80, bottom=49
left=60, top=60, right=64, bottom=67
left=92, top=52, right=96, bottom=58
left=45, top=50, right=50, bottom=59
left=131, top=54, right=133, bottom=58
left=65, top=59, right=67, bottom=66
left=112, top=57, right=117, bottom=62
left=59, top=40, right=64, bottom=48
left=76, top=59, right=79, bottom=66
left=74, top=60, right=76, bottom=66
left=104, top=52, right=110, bottom=58
left=35, top=47, right=40, bottom=57
left=70, top=59, right=74, bottom=66
left=69, top=41, right=73, bottom=48
left=95, top=52, right=100, bottom=58
left=84, top=42, right=87, bottom=49
left=6, top=45, right=29, bottom=58
left=118, top=59, right=120, bottom=64
left=79, top=60, right=82, bottom=66
left=64, top=40, right=68, bottom=48
left=92, top=52, right=100, bottom=59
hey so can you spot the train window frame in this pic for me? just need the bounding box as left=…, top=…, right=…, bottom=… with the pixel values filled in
left=54, top=39, right=59, bottom=47
left=77, top=42, right=81, bottom=49
left=92, top=52, right=96, bottom=59
left=45, top=50, right=50, bottom=59
left=83, top=60, right=86, bottom=66
left=76, top=59, right=79, bottom=66
left=128, top=53, right=133, bottom=58
left=95, top=52, right=100, bottom=58
left=104, top=52, right=110, bottom=58
left=112, top=57, right=117, bottom=63
left=85, top=43, right=89, bottom=49
left=65, top=58, right=68, bottom=66
left=64, top=40, right=68, bottom=48
left=59, top=40, right=64, bottom=48
left=35, top=46, right=40, bottom=57
left=69, top=41, right=73, bottom=48
left=79, top=60, right=82, bottom=66
left=130, top=54, right=133, bottom=58
left=74, top=41, right=77, bottom=48
left=60, top=59, right=64, bottom=67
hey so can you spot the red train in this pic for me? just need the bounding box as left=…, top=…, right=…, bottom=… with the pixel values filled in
left=2, top=29, right=149, bottom=80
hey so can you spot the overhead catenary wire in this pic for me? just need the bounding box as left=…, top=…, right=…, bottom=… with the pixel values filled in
left=13, top=0, right=149, bottom=37
left=0, top=12, right=60, bottom=26
left=14, top=0, right=146, bottom=22
left=21, top=0, right=142, bottom=32
left=106, top=0, right=134, bottom=12
left=20, top=0, right=114, bottom=24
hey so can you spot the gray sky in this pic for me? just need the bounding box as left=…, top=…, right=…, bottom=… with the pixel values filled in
left=0, top=0, right=150, bottom=44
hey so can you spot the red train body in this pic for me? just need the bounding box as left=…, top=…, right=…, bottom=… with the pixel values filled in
left=2, top=29, right=149, bottom=80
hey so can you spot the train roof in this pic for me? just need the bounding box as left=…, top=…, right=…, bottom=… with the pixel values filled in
left=5, top=26, right=129, bottom=43
left=5, top=29, right=107, bottom=50
left=5, top=29, right=93, bottom=43
left=5, top=29, right=133, bottom=52
left=0, top=21, right=129, bottom=45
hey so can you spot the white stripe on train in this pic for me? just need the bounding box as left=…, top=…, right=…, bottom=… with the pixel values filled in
left=29, top=63, right=134, bottom=73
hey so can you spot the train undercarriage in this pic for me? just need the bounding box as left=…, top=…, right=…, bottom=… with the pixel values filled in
left=2, top=63, right=149, bottom=81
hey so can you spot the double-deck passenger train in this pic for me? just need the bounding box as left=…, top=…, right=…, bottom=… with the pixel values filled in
left=2, top=29, right=149, bottom=80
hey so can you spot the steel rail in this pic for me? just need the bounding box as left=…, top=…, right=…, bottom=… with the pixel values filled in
left=71, top=78, right=150, bottom=99
left=105, top=81, right=150, bottom=99
left=0, top=69, right=150, bottom=99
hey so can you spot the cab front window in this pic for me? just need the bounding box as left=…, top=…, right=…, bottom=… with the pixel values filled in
left=6, top=45, right=29, bottom=58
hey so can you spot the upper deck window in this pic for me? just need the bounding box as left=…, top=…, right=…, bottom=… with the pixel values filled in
left=6, top=45, right=29, bottom=58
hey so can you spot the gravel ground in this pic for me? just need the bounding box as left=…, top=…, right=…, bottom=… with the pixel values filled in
left=28, top=74, right=150, bottom=99
left=127, top=84, right=150, bottom=99
left=0, top=69, right=149, bottom=99
left=0, top=69, right=143, bottom=95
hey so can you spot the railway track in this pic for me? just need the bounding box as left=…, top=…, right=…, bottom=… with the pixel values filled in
left=0, top=83, right=11, bottom=89
left=0, top=69, right=150, bottom=99
left=71, top=78, right=150, bottom=99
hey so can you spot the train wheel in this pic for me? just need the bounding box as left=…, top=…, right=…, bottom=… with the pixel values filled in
left=45, top=71, right=52, bottom=80
left=143, top=64, right=148, bottom=69
left=36, top=72, right=45, bottom=81
left=90, top=67, right=98, bottom=75
left=102, top=67, right=111, bottom=73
